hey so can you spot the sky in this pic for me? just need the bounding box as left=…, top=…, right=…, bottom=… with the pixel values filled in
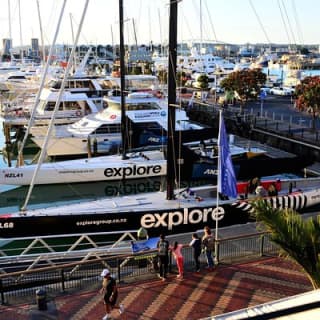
left=0, top=0, right=319, bottom=48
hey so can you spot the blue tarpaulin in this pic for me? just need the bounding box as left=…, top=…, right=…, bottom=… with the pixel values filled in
left=131, top=237, right=159, bottom=253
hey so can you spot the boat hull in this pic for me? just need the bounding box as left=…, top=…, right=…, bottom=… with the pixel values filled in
left=0, top=151, right=167, bottom=185
left=0, top=201, right=250, bottom=238
left=1, top=181, right=320, bottom=238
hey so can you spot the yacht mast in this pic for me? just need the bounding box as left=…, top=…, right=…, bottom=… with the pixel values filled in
left=18, top=0, right=23, bottom=61
left=119, top=0, right=127, bottom=160
left=8, top=0, right=12, bottom=40
left=158, top=8, right=163, bottom=57
left=200, top=0, right=204, bottom=72
left=36, top=0, right=46, bottom=65
left=7, top=0, right=12, bottom=60
left=166, top=0, right=178, bottom=200
left=111, top=25, right=115, bottom=60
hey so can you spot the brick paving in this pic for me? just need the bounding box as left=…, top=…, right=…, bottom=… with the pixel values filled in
left=0, top=257, right=312, bottom=320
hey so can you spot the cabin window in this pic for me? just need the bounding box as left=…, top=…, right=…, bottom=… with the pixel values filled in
left=92, top=124, right=121, bottom=134
left=8, top=75, right=26, bottom=80
left=126, top=102, right=160, bottom=111
left=44, top=101, right=58, bottom=111
left=100, top=79, right=115, bottom=89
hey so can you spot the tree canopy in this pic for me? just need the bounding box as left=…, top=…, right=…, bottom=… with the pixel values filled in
left=195, top=73, right=209, bottom=90
left=220, top=68, right=266, bottom=112
left=253, top=200, right=320, bottom=289
left=295, top=76, right=320, bottom=131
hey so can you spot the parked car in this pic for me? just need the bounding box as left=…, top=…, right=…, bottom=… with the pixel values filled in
left=269, top=87, right=293, bottom=96
left=209, top=86, right=224, bottom=94
left=260, top=87, right=271, bottom=94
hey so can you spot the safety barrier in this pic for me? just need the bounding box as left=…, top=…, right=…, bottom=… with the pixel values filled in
left=0, top=231, right=279, bottom=305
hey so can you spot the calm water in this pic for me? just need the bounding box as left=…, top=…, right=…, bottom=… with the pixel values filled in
left=263, top=67, right=320, bottom=81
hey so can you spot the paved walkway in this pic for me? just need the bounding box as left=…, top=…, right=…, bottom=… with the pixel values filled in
left=0, top=257, right=312, bottom=320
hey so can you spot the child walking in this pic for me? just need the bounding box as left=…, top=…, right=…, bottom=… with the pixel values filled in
left=170, top=241, right=184, bottom=279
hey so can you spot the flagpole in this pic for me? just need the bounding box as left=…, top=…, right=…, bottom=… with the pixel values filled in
left=214, top=110, right=222, bottom=264
left=214, top=109, right=237, bottom=264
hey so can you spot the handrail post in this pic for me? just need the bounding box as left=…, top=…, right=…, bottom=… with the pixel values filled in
left=214, top=240, right=220, bottom=265
left=260, top=235, right=265, bottom=256
left=117, top=258, right=121, bottom=283
left=61, top=269, right=65, bottom=292
left=0, top=279, right=5, bottom=305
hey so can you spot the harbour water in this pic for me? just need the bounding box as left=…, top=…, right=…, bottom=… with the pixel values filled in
left=263, top=67, right=320, bottom=82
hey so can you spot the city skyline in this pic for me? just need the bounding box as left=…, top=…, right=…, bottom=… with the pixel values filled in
left=0, top=0, right=319, bottom=48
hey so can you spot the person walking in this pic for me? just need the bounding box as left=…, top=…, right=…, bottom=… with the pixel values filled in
left=99, top=268, right=124, bottom=320
left=189, top=233, right=202, bottom=272
left=170, top=241, right=184, bottom=279
left=157, top=234, right=169, bottom=281
left=202, top=226, right=215, bottom=271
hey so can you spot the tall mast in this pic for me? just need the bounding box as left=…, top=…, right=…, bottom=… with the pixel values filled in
left=119, top=0, right=127, bottom=160
left=166, top=0, right=178, bottom=200
left=7, top=0, right=12, bottom=60
left=111, top=25, right=115, bottom=60
left=132, top=18, right=138, bottom=49
left=158, top=8, right=163, bottom=56
left=36, top=0, right=46, bottom=64
left=8, top=0, right=12, bottom=40
left=200, top=0, right=204, bottom=72
left=18, top=0, right=23, bottom=61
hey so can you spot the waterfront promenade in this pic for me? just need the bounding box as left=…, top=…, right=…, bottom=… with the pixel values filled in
left=0, top=256, right=312, bottom=319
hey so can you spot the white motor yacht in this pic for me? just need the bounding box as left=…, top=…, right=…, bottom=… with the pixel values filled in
left=30, top=92, right=204, bottom=157
left=0, top=87, right=106, bottom=126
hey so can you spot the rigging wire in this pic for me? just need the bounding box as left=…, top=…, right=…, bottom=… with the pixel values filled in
left=248, top=0, right=271, bottom=44
left=179, top=5, right=195, bottom=42
left=280, top=0, right=297, bottom=50
left=21, top=0, right=90, bottom=212
left=291, top=0, right=304, bottom=45
left=277, top=0, right=292, bottom=48
left=203, top=0, right=217, bottom=43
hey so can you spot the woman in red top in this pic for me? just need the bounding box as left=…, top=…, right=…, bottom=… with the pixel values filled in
left=170, top=241, right=184, bottom=279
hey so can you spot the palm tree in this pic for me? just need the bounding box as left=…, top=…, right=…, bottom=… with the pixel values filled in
left=253, top=200, right=320, bottom=289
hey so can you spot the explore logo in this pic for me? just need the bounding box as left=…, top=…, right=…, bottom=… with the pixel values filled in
left=104, top=164, right=164, bottom=178
left=140, top=207, right=219, bottom=230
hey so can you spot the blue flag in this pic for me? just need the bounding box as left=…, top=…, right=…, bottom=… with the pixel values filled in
left=131, top=237, right=159, bottom=253
left=218, top=113, right=238, bottom=198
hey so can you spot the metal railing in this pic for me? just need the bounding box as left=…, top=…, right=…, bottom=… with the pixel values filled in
left=189, top=100, right=320, bottom=146
left=0, top=231, right=279, bottom=305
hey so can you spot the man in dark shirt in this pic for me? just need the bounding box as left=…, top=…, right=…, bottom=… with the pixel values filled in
left=157, top=234, right=169, bottom=281
left=189, top=233, right=202, bottom=272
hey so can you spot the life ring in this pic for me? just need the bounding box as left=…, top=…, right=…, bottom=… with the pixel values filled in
left=76, top=110, right=82, bottom=117
left=155, top=91, right=163, bottom=99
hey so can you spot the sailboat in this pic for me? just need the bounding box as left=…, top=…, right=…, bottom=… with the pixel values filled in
left=1, top=109, right=320, bottom=238
left=0, top=0, right=320, bottom=239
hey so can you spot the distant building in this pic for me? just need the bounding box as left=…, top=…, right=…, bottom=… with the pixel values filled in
left=2, top=38, right=12, bottom=56
left=127, top=46, right=151, bottom=63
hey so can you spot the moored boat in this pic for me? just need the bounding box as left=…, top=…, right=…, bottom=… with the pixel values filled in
left=0, top=176, right=320, bottom=238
